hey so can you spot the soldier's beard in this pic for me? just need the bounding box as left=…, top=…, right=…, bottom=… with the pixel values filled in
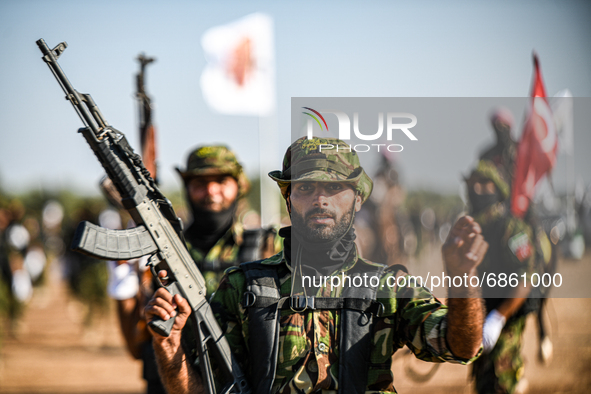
left=290, top=206, right=354, bottom=243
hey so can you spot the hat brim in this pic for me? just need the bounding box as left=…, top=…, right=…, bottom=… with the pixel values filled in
left=268, top=169, right=363, bottom=184
left=268, top=168, right=372, bottom=203
left=176, top=167, right=235, bottom=180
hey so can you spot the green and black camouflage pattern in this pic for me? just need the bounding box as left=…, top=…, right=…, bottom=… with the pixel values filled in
left=176, top=145, right=250, bottom=197
left=469, top=159, right=551, bottom=394
left=186, top=222, right=282, bottom=297
left=203, top=245, right=480, bottom=393
left=466, top=160, right=511, bottom=200
left=473, top=316, right=527, bottom=394
left=269, top=137, right=373, bottom=203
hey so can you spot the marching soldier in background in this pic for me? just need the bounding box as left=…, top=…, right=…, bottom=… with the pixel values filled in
left=109, top=145, right=278, bottom=394
left=466, top=160, right=552, bottom=394
left=355, top=153, right=411, bottom=266
left=175, top=145, right=278, bottom=296
left=479, top=106, right=556, bottom=363
left=0, top=200, right=32, bottom=330
left=480, top=107, right=518, bottom=182
left=0, top=199, right=48, bottom=332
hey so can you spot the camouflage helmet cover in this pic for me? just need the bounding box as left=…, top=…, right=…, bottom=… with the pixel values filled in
left=176, top=145, right=250, bottom=196
left=268, top=137, right=373, bottom=203
left=465, top=159, right=510, bottom=200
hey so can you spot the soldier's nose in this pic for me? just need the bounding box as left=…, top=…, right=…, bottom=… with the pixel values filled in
left=206, top=181, right=221, bottom=195
left=312, top=193, right=328, bottom=207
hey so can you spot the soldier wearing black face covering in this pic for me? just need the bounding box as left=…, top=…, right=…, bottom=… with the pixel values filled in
left=113, top=145, right=279, bottom=394
left=176, top=145, right=280, bottom=296
left=466, top=160, right=552, bottom=394
left=479, top=106, right=556, bottom=365
left=480, top=107, right=517, bottom=183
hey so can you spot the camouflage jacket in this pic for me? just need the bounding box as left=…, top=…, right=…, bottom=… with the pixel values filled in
left=473, top=203, right=551, bottom=312
left=205, top=246, right=479, bottom=393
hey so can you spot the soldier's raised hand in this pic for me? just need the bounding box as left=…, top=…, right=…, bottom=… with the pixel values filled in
left=442, top=215, right=488, bottom=278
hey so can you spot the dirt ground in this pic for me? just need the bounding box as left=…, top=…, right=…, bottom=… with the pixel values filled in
left=1, top=252, right=591, bottom=394
left=0, top=266, right=145, bottom=394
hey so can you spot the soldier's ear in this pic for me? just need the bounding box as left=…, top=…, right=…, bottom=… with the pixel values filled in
left=354, top=191, right=362, bottom=212
left=286, top=194, right=292, bottom=215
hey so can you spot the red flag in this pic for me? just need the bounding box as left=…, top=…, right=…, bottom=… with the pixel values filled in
left=511, top=54, right=558, bottom=218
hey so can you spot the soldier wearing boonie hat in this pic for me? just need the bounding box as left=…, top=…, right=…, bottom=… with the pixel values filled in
left=147, top=136, right=488, bottom=394
left=268, top=136, right=373, bottom=203
left=175, top=145, right=255, bottom=285
left=176, top=145, right=250, bottom=198
left=480, top=107, right=517, bottom=183
left=466, top=159, right=552, bottom=394
left=134, top=144, right=277, bottom=394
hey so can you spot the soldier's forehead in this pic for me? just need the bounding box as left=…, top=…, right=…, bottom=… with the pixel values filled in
left=292, top=181, right=353, bottom=188
left=468, top=175, right=492, bottom=183
left=188, top=174, right=235, bottom=182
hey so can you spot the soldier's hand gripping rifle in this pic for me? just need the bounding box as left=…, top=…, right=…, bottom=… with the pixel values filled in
left=36, top=39, right=250, bottom=394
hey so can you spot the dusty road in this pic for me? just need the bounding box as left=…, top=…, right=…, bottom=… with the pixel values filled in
left=1, top=252, right=591, bottom=393
left=0, top=267, right=145, bottom=394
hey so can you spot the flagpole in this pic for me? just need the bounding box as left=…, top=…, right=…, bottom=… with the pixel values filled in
left=198, top=12, right=278, bottom=226
left=259, top=113, right=280, bottom=227
left=552, top=90, right=575, bottom=233
left=565, top=105, right=576, bottom=235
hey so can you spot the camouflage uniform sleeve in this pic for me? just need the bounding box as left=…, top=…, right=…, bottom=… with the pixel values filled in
left=209, top=267, right=249, bottom=367
left=180, top=267, right=249, bottom=392
left=382, top=270, right=480, bottom=365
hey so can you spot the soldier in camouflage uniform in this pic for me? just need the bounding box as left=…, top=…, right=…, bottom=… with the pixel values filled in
left=479, top=108, right=517, bottom=182
left=113, top=145, right=278, bottom=394
left=146, top=137, right=488, bottom=394
left=176, top=145, right=277, bottom=296
left=479, top=107, right=555, bottom=367
left=466, top=160, right=552, bottom=394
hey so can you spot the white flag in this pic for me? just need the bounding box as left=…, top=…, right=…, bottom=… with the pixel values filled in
left=551, top=89, right=574, bottom=155
left=200, top=13, right=275, bottom=116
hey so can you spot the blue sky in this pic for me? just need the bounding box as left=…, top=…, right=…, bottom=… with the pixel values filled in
left=1, top=0, right=590, bottom=195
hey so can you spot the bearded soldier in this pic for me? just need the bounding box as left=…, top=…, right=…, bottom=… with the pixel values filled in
left=111, top=145, right=278, bottom=394
left=146, top=137, right=487, bottom=394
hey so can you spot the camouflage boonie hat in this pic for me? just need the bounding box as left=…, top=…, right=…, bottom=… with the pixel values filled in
left=176, top=145, right=250, bottom=196
left=268, top=137, right=373, bottom=203
left=465, top=159, right=510, bottom=199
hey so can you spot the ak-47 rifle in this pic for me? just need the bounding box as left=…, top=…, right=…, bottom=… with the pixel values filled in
left=36, top=38, right=250, bottom=394
left=136, top=53, right=158, bottom=183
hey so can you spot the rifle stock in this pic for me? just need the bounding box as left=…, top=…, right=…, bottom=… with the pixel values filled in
left=36, top=38, right=251, bottom=394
